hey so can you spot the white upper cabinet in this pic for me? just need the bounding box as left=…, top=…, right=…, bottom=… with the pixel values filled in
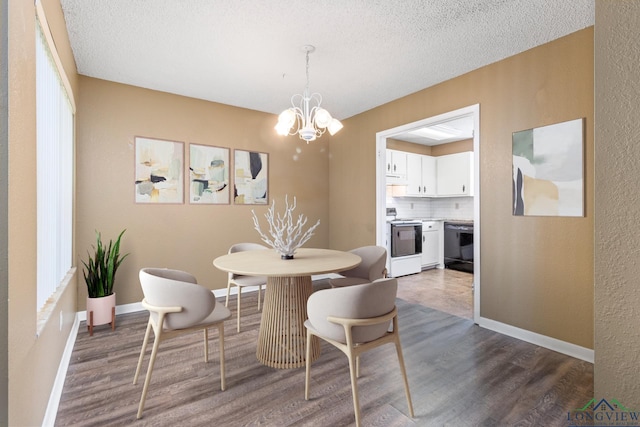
left=421, top=155, right=437, bottom=196
left=406, top=153, right=436, bottom=197
left=385, top=149, right=408, bottom=183
left=436, top=152, right=474, bottom=197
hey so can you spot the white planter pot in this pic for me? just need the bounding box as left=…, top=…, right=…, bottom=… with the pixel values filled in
left=86, top=292, right=116, bottom=335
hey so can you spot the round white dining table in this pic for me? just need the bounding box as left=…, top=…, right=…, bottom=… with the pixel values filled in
left=213, top=248, right=361, bottom=369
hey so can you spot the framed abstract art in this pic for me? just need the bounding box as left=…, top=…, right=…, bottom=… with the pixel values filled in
left=512, top=118, right=584, bottom=217
left=134, top=136, right=184, bottom=204
left=189, top=144, right=230, bottom=204
left=233, top=150, right=268, bottom=205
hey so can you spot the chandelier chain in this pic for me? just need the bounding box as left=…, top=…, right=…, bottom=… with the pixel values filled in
left=305, top=49, right=310, bottom=94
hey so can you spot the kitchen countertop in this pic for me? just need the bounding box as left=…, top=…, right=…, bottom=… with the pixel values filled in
left=411, top=218, right=473, bottom=223
left=442, top=219, right=474, bottom=225
left=388, top=217, right=474, bottom=224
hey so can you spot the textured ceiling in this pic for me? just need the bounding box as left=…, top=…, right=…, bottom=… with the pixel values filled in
left=59, top=0, right=594, bottom=120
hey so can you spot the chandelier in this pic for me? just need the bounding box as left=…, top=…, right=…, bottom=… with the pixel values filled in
left=275, top=45, right=343, bottom=143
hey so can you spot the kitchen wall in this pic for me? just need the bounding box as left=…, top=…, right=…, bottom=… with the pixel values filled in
left=387, top=196, right=474, bottom=221
left=330, top=28, right=594, bottom=350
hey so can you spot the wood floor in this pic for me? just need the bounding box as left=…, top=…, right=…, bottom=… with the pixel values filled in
left=55, top=274, right=593, bottom=426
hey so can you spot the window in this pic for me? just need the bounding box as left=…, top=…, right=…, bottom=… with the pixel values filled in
left=35, top=19, right=74, bottom=312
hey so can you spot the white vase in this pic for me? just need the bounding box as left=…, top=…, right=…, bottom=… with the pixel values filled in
left=86, top=292, right=116, bottom=335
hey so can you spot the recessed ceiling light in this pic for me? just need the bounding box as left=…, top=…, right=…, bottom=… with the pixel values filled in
left=409, top=124, right=462, bottom=140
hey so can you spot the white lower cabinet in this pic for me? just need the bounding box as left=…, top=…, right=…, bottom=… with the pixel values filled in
left=422, top=221, right=443, bottom=269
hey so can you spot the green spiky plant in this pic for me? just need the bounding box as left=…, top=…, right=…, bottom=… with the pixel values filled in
left=82, top=229, right=129, bottom=298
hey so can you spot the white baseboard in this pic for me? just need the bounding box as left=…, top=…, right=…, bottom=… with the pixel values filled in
left=478, top=316, right=594, bottom=363
left=42, top=313, right=81, bottom=427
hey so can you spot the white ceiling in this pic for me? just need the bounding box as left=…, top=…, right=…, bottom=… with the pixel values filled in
left=59, top=0, right=594, bottom=121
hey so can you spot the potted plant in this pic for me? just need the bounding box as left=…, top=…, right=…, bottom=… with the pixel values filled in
left=81, top=229, right=129, bottom=335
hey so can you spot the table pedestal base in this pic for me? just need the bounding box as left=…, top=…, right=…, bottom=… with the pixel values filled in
left=256, top=275, right=320, bottom=369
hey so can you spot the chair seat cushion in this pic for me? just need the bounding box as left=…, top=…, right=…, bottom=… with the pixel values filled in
left=165, top=303, right=231, bottom=331
left=232, top=275, right=267, bottom=287
left=201, top=303, right=232, bottom=324
left=329, top=277, right=370, bottom=288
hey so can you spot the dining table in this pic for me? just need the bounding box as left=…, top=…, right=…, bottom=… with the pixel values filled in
left=213, top=247, right=361, bottom=369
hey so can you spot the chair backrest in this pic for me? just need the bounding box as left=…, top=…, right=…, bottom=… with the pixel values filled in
left=339, top=246, right=387, bottom=281
left=139, top=268, right=216, bottom=330
left=228, top=243, right=268, bottom=279
left=229, top=242, right=268, bottom=254
left=307, top=277, right=398, bottom=344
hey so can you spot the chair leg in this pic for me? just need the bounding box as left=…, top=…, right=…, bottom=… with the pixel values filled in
left=203, top=328, right=209, bottom=363
left=133, top=320, right=153, bottom=385
left=304, top=329, right=312, bottom=400
left=257, top=284, right=262, bottom=311
left=394, top=335, right=414, bottom=418
left=225, top=281, right=231, bottom=307
left=218, top=323, right=226, bottom=391
left=137, top=328, right=163, bottom=419
left=236, top=286, right=242, bottom=333
left=347, top=350, right=362, bottom=427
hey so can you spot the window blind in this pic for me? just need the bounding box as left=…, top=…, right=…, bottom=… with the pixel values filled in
left=35, top=21, right=73, bottom=311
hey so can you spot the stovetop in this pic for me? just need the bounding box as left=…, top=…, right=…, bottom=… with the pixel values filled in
left=386, top=207, right=422, bottom=223
left=387, top=218, right=423, bottom=224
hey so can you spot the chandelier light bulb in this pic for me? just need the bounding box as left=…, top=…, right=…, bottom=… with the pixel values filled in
left=328, top=118, right=344, bottom=136
left=275, top=108, right=296, bottom=135
left=314, top=108, right=332, bottom=128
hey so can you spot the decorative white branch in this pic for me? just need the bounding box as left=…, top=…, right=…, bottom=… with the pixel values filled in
left=251, top=195, right=320, bottom=258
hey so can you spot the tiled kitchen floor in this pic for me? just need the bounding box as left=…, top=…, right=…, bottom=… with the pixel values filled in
left=396, top=267, right=473, bottom=319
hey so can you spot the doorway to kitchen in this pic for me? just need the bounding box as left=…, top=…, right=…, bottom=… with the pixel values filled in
left=375, top=104, right=480, bottom=323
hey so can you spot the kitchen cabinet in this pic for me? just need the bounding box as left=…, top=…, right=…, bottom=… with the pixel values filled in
left=386, top=149, right=408, bottom=183
left=436, top=152, right=474, bottom=197
left=406, top=153, right=436, bottom=197
left=422, top=220, right=443, bottom=268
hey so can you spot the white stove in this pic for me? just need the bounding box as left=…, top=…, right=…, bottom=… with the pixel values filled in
left=385, top=208, right=422, bottom=277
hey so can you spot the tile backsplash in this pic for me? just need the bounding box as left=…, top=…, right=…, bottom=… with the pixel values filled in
left=387, top=196, right=473, bottom=220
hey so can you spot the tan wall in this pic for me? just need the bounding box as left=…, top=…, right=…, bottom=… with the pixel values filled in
left=331, top=28, right=594, bottom=349
left=75, top=77, right=330, bottom=310
left=431, top=139, right=473, bottom=156
left=7, top=0, right=79, bottom=425
left=386, top=139, right=433, bottom=155
left=594, top=1, right=640, bottom=405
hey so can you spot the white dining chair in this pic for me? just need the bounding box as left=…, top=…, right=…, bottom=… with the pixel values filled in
left=133, top=268, right=231, bottom=419
left=304, top=277, right=414, bottom=427
left=225, top=242, right=268, bottom=332
left=328, top=245, right=387, bottom=288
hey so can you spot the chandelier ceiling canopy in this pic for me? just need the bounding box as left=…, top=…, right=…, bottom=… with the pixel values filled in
left=275, top=45, right=343, bottom=143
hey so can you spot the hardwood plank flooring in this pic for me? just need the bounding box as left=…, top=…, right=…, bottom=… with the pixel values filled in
left=55, top=279, right=592, bottom=426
